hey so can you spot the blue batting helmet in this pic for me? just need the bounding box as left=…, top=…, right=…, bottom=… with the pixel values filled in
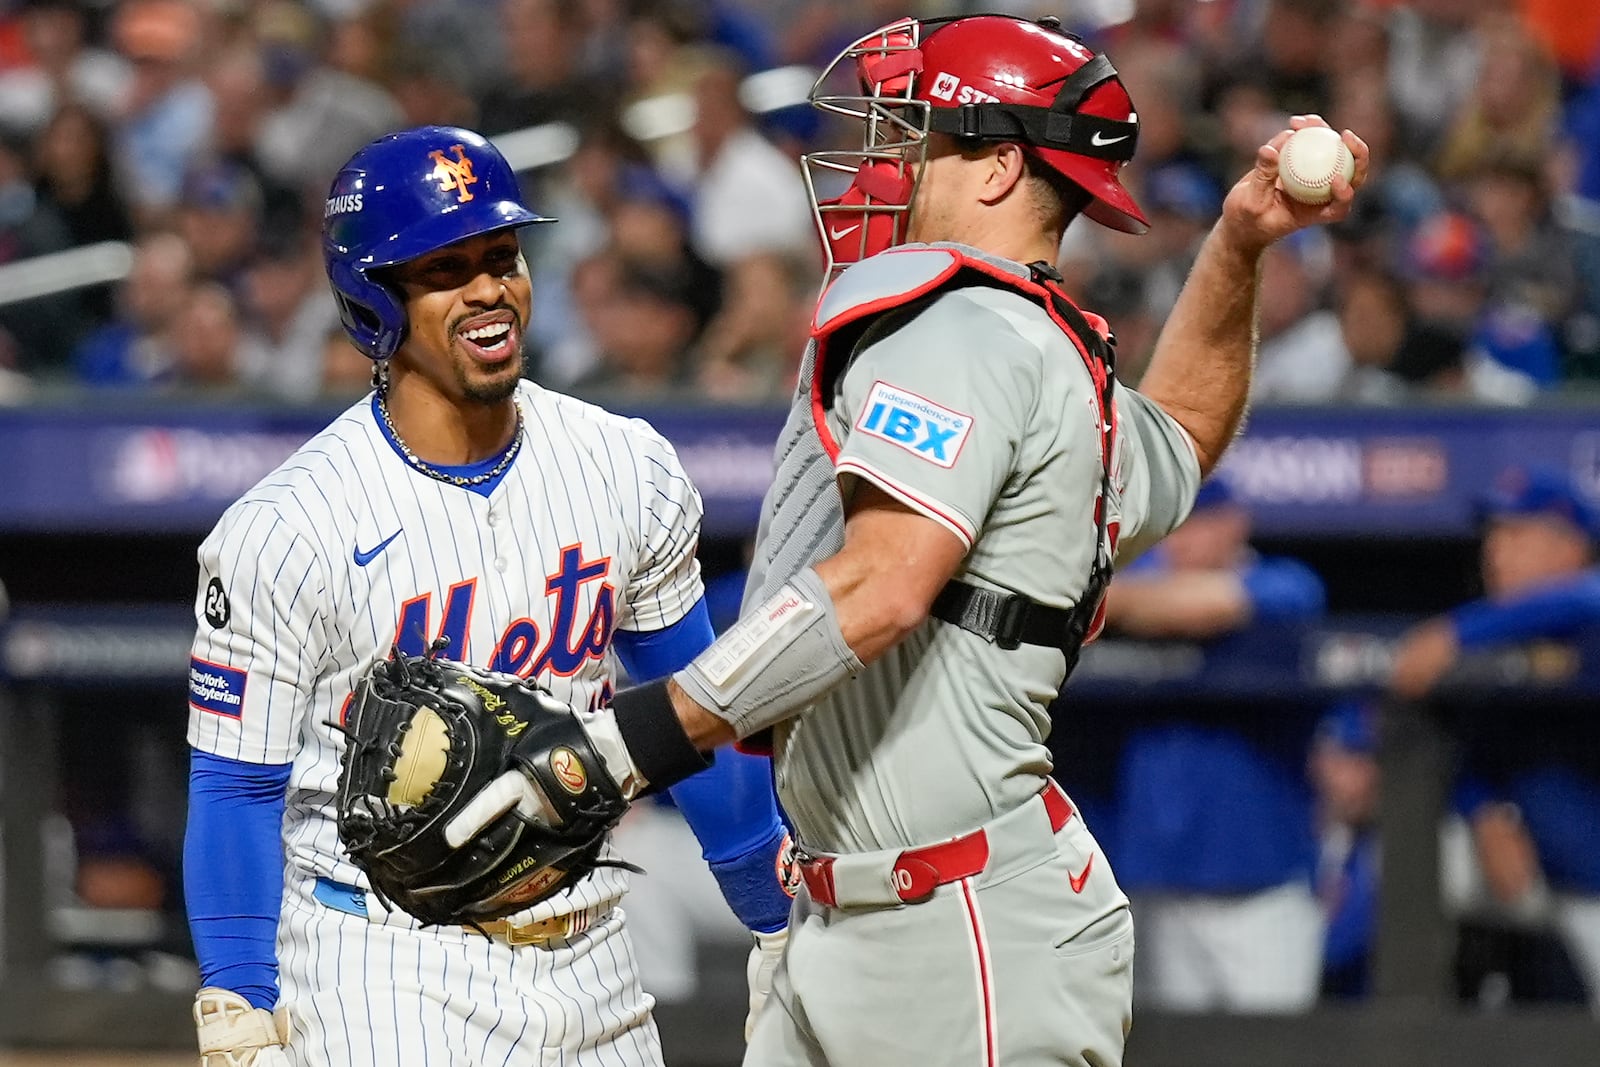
left=322, top=126, right=552, bottom=361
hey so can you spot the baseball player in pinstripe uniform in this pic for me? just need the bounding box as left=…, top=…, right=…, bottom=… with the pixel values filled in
left=445, top=15, right=1369, bottom=1066
left=183, top=126, right=794, bottom=1067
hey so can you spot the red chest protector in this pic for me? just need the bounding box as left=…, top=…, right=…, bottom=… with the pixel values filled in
left=807, top=245, right=1120, bottom=676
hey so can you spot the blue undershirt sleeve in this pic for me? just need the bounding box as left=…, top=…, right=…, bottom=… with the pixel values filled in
left=614, top=599, right=794, bottom=933
left=184, top=750, right=290, bottom=1010
left=1450, top=574, right=1600, bottom=649
left=612, top=598, right=717, bottom=684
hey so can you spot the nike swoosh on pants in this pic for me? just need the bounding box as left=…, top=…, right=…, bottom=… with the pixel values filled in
left=1069, top=852, right=1095, bottom=893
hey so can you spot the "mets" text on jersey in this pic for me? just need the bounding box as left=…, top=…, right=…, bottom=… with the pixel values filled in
left=391, top=545, right=615, bottom=679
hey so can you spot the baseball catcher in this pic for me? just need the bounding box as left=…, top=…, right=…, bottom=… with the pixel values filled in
left=333, top=644, right=635, bottom=927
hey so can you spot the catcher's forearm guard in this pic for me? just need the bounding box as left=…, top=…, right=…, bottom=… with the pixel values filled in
left=334, top=651, right=631, bottom=926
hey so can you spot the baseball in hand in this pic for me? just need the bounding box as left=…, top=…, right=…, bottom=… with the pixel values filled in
left=1278, top=126, right=1355, bottom=205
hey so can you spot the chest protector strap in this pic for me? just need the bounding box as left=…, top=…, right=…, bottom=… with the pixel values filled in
left=810, top=250, right=1118, bottom=675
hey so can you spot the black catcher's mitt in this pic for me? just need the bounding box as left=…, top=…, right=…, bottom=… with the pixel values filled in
left=334, top=646, right=630, bottom=927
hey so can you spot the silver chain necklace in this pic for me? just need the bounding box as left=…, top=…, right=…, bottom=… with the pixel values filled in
left=377, top=392, right=524, bottom=488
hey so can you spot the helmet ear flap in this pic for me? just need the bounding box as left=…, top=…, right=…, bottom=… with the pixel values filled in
left=329, top=259, right=407, bottom=362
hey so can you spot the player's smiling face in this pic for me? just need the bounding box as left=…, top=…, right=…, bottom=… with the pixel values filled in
left=389, top=230, right=531, bottom=404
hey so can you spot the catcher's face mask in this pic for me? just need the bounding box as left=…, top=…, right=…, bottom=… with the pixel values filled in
left=803, top=19, right=929, bottom=279
left=802, top=14, right=1148, bottom=279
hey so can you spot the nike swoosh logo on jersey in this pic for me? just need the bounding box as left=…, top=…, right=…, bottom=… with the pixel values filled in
left=1069, top=852, right=1095, bottom=894
left=1089, top=132, right=1129, bottom=146
left=829, top=223, right=861, bottom=240
left=353, top=530, right=402, bottom=567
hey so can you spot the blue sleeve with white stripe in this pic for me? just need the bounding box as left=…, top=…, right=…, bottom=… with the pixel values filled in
left=613, top=599, right=794, bottom=933
left=184, top=750, right=290, bottom=1009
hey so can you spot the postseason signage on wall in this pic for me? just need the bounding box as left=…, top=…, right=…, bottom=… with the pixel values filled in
left=1, top=403, right=1598, bottom=538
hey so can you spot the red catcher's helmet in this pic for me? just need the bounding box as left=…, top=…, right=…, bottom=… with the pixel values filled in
left=803, top=14, right=1147, bottom=276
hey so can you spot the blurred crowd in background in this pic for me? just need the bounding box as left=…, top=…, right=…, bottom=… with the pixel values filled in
left=0, top=0, right=1598, bottom=405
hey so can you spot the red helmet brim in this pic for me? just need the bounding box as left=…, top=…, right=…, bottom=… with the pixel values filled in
left=1032, top=146, right=1149, bottom=235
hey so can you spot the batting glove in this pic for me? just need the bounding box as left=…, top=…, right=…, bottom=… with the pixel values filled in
left=745, top=926, right=789, bottom=1041
left=194, top=986, right=293, bottom=1067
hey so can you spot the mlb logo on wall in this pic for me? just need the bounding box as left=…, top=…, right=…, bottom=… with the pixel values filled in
left=856, top=381, right=973, bottom=468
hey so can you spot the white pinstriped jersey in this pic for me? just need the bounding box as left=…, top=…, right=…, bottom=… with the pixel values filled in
left=186, top=380, right=704, bottom=924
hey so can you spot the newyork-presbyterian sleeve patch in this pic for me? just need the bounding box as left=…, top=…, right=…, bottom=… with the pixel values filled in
left=189, top=656, right=247, bottom=718
left=853, top=381, right=974, bottom=469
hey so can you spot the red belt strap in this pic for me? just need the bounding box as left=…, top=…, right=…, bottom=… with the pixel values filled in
left=799, top=781, right=1074, bottom=908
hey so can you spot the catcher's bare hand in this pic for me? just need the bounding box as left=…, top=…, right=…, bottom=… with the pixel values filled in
left=1218, top=115, right=1368, bottom=257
